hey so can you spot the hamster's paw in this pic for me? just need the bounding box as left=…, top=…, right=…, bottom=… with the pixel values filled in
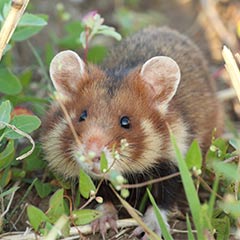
left=91, top=202, right=118, bottom=239
left=130, top=206, right=169, bottom=240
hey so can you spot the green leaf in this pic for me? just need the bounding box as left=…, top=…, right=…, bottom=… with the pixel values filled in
left=211, top=216, right=230, bottom=240
left=207, top=138, right=229, bottom=162
left=0, top=68, right=22, bottom=95
left=87, top=46, right=107, bottom=64
left=0, top=100, right=12, bottom=130
left=44, top=215, right=69, bottom=239
left=2, top=44, right=12, bottom=55
left=100, top=152, right=108, bottom=173
left=12, top=168, right=26, bottom=179
left=0, top=167, right=11, bottom=188
left=4, top=115, right=41, bottom=139
left=35, top=180, right=53, bottom=198
left=170, top=131, right=204, bottom=240
left=147, top=189, right=173, bottom=240
left=97, top=25, right=122, bottom=41
left=12, top=26, right=45, bottom=41
left=212, top=161, right=239, bottom=181
left=186, top=214, right=195, bottom=240
left=18, top=13, right=47, bottom=27
left=27, top=205, right=49, bottom=231
left=72, top=209, right=102, bottom=225
left=0, top=140, right=15, bottom=170
left=0, top=0, right=10, bottom=14
left=79, top=169, right=96, bottom=199
left=185, top=139, right=202, bottom=170
left=40, top=221, right=53, bottom=236
left=0, top=186, right=19, bottom=198
left=219, top=200, right=240, bottom=218
left=57, top=21, right=83, bottom=49
left=19, top=69, right=33, bottom=89
left=22, top=144, right=46, bottom=171
left=229, top=138, right=240, bottom=151
left=47, top=189, right=66, bottom=223
left=208, top=174, right=219, bottom=219
left=2, top=1, right=11, bottom=19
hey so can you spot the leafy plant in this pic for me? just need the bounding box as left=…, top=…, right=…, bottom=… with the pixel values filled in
left=0, top=1, right=239, bottom=239
left=0, top=0, right=48, bottom=233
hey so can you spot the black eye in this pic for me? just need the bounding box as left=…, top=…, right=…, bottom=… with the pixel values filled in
left=79, top=110, right=87, bottom=122
left=120, top=116, right=131, bottom=129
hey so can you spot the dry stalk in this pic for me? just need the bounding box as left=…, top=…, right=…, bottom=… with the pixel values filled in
left=200, top=0, right=237, bottom=51
left=0, top=0, right=30, bottom=60
left=236, top=53, right=240, bottom=65
left=222, top=46, right=240, bottom=103
left=222, top=46, right=240, bottom=236
left=0, top=121, right=35, bottom=160
left=0, top=219, right=138, bottom=239
left=55, top=94, right=82, bottom=147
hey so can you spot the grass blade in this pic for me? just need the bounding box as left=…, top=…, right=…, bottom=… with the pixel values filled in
left=147, top=188, right=173, bottom=240
left=186, top=214, right=195, bottom=240
left=169, top=131, right=204, bottom=239
left=208, top=174, right=219, bottom=218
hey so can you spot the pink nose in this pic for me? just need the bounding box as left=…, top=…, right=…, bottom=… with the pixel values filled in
left=86, top=136, right=104, bottom=156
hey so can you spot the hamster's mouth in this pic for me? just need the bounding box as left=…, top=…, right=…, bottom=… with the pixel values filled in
left=73, top=155, right=104, bottom=179
left=74, top=147, right=116, bottom=179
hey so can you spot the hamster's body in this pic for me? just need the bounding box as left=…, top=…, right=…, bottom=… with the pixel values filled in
left=41, top=27, right=223, bottom=237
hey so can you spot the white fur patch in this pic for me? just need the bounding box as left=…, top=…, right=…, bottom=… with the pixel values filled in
left=167, top=119, right=189, bottom=161
left=143, top=206, right=169, bottom=236
left=42, top=119, right=80, bottom=177
left=132, top=206, right=170, bottom=238
left=139, top=119, right=163, bottom=168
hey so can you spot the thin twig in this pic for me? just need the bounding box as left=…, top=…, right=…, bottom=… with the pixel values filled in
left=110, top=185, right=161, bottom=240
left=56, top=95, right=82, bottom=147
left=0, top=121, right=35, bottom=160
left=12, top=203, right=27, bottom=229
left=7, top=178, right=37, bottom=221
left=0, top=219, right=139, bottom=239
left=45, top=215, right=69, bottom=240
left=0, top=0, right=30, bottom=60
left=122, top=172, right=180, bottom=189
left=1, top=182, right=19, bottom=218
left=224, top=155, right=239, bottom=163
left=197, top=175, right=224, bottom=200
left=171, top=228, right=197, bottom=234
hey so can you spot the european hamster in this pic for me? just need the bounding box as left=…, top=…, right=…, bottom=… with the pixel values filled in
left=41, top=27, right=223, bottom=238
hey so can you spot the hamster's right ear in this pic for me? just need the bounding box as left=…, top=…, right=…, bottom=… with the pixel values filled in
left=49, top=50, right=85, bottom=96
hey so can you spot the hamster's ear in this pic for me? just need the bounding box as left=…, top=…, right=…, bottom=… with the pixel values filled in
left=49, top=50, right=85, bottom=96
left=140, top=56, right=181, bottom=110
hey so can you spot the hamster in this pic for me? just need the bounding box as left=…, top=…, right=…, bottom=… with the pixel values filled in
left=41, top=27, right=223, bottom=238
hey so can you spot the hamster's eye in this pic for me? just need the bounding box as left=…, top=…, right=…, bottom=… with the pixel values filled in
left=120, top=116, right=131, bottom=129
left=79, top=110, right=87, bottom=122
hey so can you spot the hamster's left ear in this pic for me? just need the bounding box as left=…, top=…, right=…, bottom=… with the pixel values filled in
left=140, top=56, right=181, bottom=110
left=49, top=50, right=86, bottom=97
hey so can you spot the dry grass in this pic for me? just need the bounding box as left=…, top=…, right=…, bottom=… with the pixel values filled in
left=0, top=0, right=29, bottom=60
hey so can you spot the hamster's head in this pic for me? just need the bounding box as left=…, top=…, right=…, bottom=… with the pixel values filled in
left=41, top=50, right=181, bottom=179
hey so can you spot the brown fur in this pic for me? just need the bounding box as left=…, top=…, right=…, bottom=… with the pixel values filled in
left=42, top=27, right=223, bottom=181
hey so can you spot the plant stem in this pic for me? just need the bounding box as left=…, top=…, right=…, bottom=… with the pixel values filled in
left=0, top=0, right=30, bottom=60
